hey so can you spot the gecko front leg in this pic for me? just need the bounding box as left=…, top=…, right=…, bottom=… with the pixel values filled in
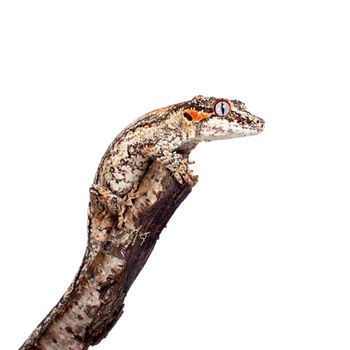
left=141, top=145, right=198, bottom=186
left=158, top=150, right=198, bottom=186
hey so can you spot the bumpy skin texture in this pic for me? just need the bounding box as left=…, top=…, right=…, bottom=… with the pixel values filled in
left=19, top=96, right=264, bottom=350
left=95, top=95, right=264, bottom=197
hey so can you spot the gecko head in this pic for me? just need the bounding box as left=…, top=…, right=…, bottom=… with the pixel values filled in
left=181, top=95, right=264, bottom=142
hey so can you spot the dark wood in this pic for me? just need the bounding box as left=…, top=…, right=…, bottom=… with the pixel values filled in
left=19, top=161, right=193, bottom=350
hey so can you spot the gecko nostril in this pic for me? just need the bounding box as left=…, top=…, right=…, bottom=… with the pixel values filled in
left=253, top=119, right=264, bottom=130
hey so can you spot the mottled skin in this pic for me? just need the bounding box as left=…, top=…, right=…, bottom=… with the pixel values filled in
left=94, top=95, right=264, bottom=202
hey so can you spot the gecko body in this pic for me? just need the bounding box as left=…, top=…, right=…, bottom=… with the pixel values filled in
left=94, top=95, right=264, bottom=202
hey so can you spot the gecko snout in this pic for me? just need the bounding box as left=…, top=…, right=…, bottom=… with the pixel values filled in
left=241, top=113, right=265, bottom=135
left=254, top=117, right=265, bottom=133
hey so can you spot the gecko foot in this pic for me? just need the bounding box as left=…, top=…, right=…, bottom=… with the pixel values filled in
left=158, top=151, right=198, bottom=186
left=89, top=184, right=125, bottom=220
left=141, top=146, right=198, bottom=187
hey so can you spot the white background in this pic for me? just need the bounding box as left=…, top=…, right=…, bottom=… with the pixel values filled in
left=1, top=1, right=349, bottom=349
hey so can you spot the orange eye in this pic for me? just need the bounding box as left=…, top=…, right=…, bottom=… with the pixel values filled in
left=214, top=100, right=230, bottom=117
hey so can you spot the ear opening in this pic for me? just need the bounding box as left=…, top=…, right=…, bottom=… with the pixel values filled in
left=183, top=109, right=211, bottom=122
left=184, top=112, right=193, bottom=121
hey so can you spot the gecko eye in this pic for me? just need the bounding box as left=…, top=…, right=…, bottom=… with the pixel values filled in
left=214, top=100, right=230, bottom=117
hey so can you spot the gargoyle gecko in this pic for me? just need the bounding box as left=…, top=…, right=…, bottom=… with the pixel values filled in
left=93, top=95, right=264, bottom=222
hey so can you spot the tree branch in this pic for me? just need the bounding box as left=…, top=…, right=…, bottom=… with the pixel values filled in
left=19, top=161, right=194, bottom=350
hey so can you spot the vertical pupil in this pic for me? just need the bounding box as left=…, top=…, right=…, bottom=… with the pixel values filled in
left=221, top=102, right=225, bottom=115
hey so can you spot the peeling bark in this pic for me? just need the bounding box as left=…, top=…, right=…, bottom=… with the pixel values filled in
left=19, top=161, right=193, bottom=350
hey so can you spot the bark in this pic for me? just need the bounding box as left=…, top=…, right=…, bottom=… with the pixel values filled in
left=19, top=161, right=193, bottom=350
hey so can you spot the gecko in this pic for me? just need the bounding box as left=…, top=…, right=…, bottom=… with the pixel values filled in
left=93, top=95, right=264, bottom=223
